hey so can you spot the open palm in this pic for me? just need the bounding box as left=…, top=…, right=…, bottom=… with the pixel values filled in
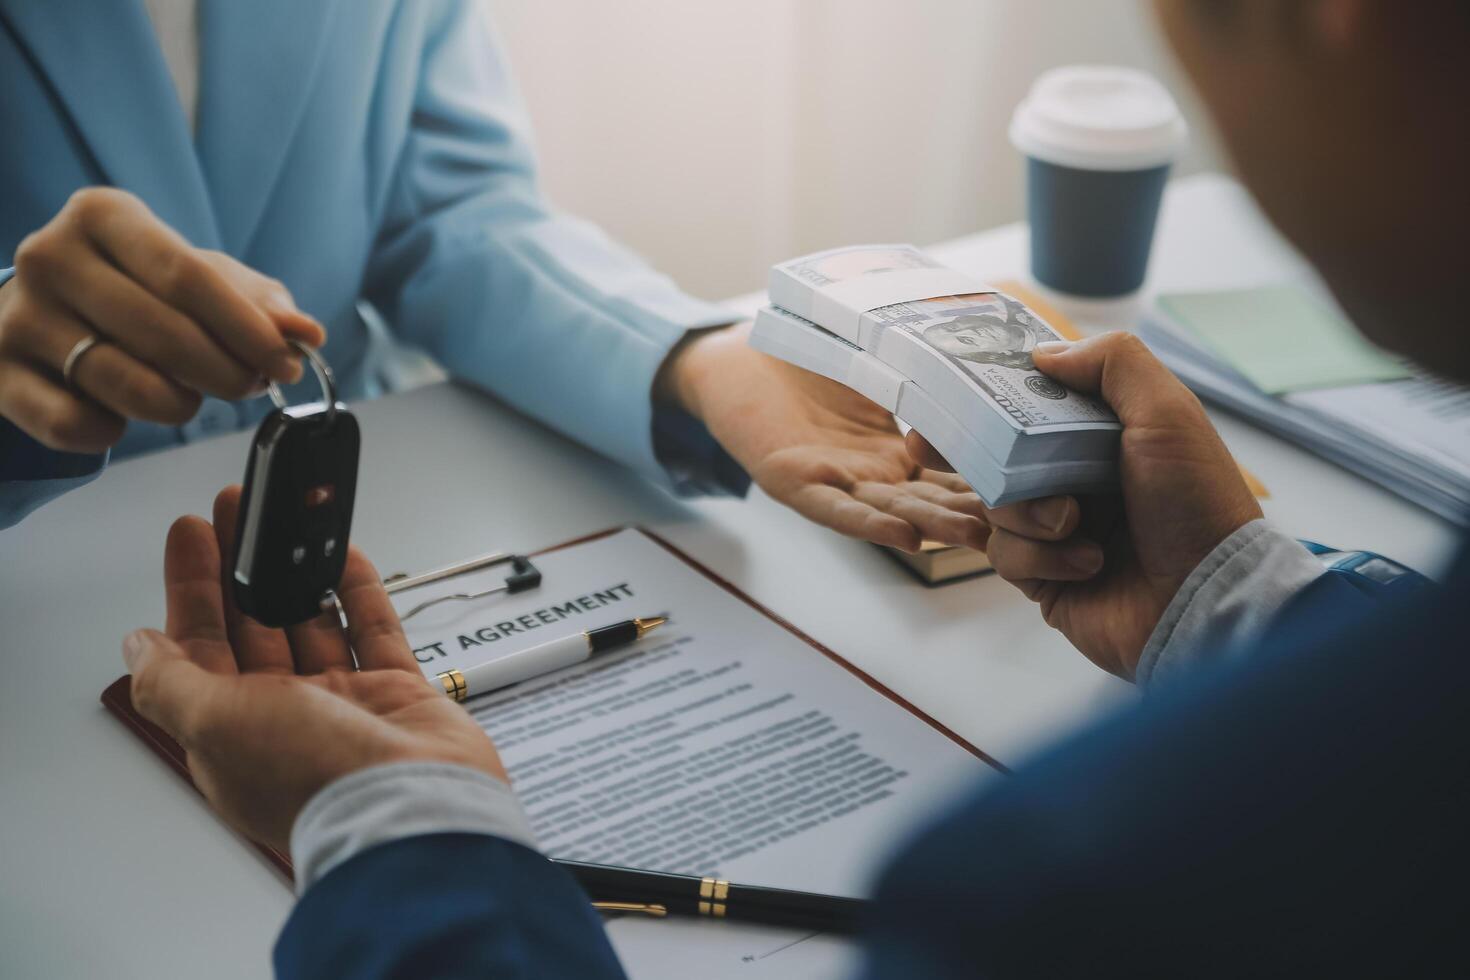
left=676, top=323, right=990, bottom=553
left=125, top=486, right=506, bottom=854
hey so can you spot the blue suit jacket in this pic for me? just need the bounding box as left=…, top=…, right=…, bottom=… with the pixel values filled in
left=276, top=546, right=1469, bottom=978
left=0, top=0, right=739, bottom=528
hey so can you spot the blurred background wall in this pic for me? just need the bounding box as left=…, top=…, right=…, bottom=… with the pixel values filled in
left=490, top=0, right=1226, bottom=301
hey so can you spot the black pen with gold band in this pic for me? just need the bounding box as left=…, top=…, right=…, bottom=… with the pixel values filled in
left=435, top=615, right=667, bottom=702
left=561, top=859, right=869, bottom=935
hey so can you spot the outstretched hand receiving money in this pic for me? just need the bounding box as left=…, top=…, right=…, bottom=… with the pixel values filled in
left=662, top=321, right=990, bottom=553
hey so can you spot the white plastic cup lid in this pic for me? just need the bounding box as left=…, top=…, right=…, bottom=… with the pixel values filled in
left=1010, top=65, right=1186, bottom=172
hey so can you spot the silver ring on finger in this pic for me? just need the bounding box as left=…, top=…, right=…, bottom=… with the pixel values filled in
left=61, top=334, right=105, bottom=392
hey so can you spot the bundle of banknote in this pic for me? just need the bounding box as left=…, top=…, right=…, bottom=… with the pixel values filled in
left=754, top=244, right=1121, bottom=506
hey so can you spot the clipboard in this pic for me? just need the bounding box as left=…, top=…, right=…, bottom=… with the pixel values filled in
left=101, top=525, right=1004, bottom=887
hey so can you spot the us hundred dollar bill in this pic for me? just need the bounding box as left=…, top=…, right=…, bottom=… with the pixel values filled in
left=752, top=303, right=1118, bottom=503
left=869, top=291, right=1117, bottom=432
left=770, top=245, right=1118, bottom=438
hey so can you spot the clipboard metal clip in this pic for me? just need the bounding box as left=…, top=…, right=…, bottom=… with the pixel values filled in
left=319, top=551, right=543, bottom=622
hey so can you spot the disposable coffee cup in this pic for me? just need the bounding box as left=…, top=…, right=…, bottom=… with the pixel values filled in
left=1010, top=66, right=1186, bottom=298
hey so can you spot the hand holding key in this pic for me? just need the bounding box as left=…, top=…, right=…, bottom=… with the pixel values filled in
left=0, top=187, right=324, bottom=452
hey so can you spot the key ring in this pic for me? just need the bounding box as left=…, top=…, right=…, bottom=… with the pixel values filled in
left=266, top=340, right=338, bottom=427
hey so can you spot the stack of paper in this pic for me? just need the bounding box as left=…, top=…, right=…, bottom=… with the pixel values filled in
left=1139, top=285, right=1470, bottom=524
left=753, top=245, right=1120, bottom=507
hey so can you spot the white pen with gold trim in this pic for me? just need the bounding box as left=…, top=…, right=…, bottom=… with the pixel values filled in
left=435, top=615, right=668, bottom=702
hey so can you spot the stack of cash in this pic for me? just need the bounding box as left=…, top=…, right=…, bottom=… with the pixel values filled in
left=752, top=245, right=1121, bottom=506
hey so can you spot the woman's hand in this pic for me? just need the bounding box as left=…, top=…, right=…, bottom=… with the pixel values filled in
left=661, top=321, right=990, bottom=553
left=0, top=188, right=324, bottom=453
left=908, top=333, right=1262, bottom=678
left=123, top=486, right=505, bottom=853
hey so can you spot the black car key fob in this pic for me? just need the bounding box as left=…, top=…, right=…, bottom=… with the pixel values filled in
left=232, top=344, right=360, bottom=627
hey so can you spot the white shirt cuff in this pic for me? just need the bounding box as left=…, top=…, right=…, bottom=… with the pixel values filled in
left=1136, top=519, right=1326, bottom=688
left=289, top=761, right=539, bottom=895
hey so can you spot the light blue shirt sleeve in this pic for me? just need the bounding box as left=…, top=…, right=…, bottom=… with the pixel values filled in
left=361, top=3, right=746, bottom=497
left=1136, top=519, right=1326, bottom=687
left=290, top=761, right=538, bottom=895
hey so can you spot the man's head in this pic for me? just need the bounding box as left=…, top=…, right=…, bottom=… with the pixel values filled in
left=1155, top=0, right=1469, bottom=378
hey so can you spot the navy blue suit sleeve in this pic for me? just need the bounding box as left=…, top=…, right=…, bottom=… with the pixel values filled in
left=860, top=548, right=1468, bottom=979
left=1265, top=559, right=1393, bottom=630
left=0, top=417, right=107, bottom=529
left=275, top=833, right=626, bottom=980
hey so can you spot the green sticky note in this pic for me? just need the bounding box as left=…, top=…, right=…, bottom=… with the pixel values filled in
left=1160, top=285, right=1410, bottom=394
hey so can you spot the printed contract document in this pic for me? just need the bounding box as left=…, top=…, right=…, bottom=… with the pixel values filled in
left=394, top=528, right=997, bottom=979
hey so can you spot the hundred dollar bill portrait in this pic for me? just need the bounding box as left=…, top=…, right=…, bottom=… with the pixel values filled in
left=922, top=294, right=1042, bottom=370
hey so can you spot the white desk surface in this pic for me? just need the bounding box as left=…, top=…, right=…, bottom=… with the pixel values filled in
left=0, top=173, right=1460, bottom=977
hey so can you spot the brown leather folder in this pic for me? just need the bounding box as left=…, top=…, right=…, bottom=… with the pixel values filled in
left=102, top=526, right=1003, bottom=886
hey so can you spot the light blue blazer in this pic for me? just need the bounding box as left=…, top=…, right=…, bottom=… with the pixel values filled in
left=0, top=0, right=738, bottom=529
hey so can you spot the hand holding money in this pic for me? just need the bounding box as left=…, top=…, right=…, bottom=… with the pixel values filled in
left=756, top=244, right=1121, bottom=507
left=911, top=332, right=1263, bottom=678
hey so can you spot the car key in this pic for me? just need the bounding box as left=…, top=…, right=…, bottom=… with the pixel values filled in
left=232, top=342, right=360, bottom=627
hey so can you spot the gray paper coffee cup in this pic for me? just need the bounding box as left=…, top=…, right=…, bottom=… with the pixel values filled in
left=1010, top=66, right=1186, bottom=298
